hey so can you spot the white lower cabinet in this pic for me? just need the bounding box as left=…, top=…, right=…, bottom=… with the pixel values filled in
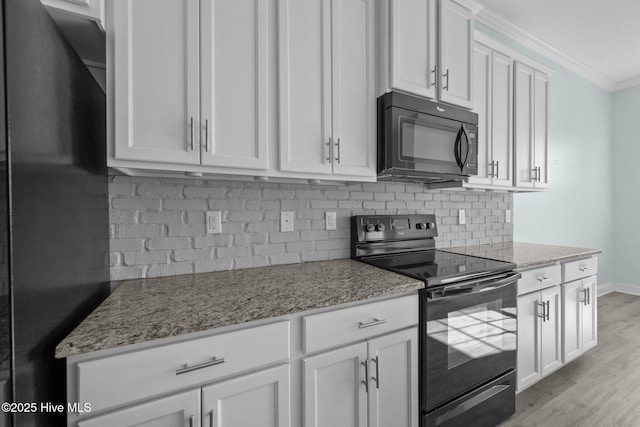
left=516, top=257, right=598, bottom=393
left=202, top=365, right=291, bottom=427
left=303, top=327, right=418, bottom=427
left=516, top=285, right=562, bottom=392
left=77, top=389, right=201, bottom=427
left=78, top=365, right=289, bottom=427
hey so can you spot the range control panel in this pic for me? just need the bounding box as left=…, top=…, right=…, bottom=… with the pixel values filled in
left=351, top=214, right=438, bottom=243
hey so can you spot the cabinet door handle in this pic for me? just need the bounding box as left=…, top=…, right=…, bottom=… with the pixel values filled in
left=358, top=318, right=387, bottom=329
left=586, top=287, right=590, bottom=305
left=495, top=161, right=499, bottom=178
left=175, top=357, right=225, bottom=375
left=489, top=161, right=495, bottom=178
left=189, top=117, right=195, bottom=151
left=209, top=410, right=215, bottom=427
left=545, top=300, right=550, bottom=321
left=361, top=360, right=369, bottom=393
left=189, top=415, right=196, bottom=427
left=431, top=66, right=437, bottom=87
left=205, top=119, right=210, bottom=152
left=326, top=138, right=332, bottom=161
left=538, top=301, right=546, bottom=322
left=372, top=356, right=380, bottom=389
left=335, top=138, right=341, bottom=164
left=443, top=68, right=449, bottom=91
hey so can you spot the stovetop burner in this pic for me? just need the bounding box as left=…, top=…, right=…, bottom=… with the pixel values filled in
left=360, top=249, right=514, bottom=287
left=351, top=214, right=515, bottom=287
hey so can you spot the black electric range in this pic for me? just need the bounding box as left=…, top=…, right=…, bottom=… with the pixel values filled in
left=352, top=214, right=518, bottom=427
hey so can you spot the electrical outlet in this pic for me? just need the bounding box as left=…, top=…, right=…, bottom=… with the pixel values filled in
left=458, top=209, right=466, bottom=225
left=506, top=209, right=511, bottom=224
left=281, top=211, right=294, bottom=232
left=206, top=211, right=222, bottom=234
left=326, top=211, right=337, bottom=230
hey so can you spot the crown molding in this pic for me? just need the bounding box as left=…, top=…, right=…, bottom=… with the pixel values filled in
left=475, top=8, right=622, bottom=92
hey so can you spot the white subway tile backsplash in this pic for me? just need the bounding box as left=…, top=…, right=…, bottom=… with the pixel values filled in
left=109, top=177, right=513, bottom=280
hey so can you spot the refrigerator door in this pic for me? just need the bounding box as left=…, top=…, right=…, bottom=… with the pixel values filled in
left=4, top=0, right=110, bottom=425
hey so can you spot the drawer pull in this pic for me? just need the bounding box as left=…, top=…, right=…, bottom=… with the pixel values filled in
left=579, top=266, right=592, bottom=272
left=175, top=357, right=225, bottom=375
left=189, top=415, right=196, bottom=427
left=358, top=318, right=387, bottom=329
left=537, top=276, right=553, bottom=283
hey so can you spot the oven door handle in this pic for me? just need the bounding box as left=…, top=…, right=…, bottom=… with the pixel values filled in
left=428, top=272, right=521, bottom=300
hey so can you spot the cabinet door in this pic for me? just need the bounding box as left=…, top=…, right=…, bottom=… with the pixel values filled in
left=540, top=285, right=562, bottom=376
left=388, top=0, right=437, bottom=99
left=437, top=0, right=473, bottom=109
left=200, top=0, right=270, bottom=170
left=303, top=342, right=368, bottom=427
left=110, top=0, right=200, bottom=165
left=468, top=42, right=492, bottom=185
left=78, top=389, right=200, bottom=427
left=562, top=280, right=582, bottom=363
left=368, top=328, right=418, bottom=427
left=490, top=50, right=513, bottom=187
left=533, top=70, right=549, bottom=188
left=278, top=0, right=332, bottom=175
left=330, top=0, right=376, bottom=178
left=513, top=61, right=535, bottom=188
left=202, top=365, right=290, bottom=427
left=516, top=292, right=541, bottom=392
left=582, top=276, right=598, bottom=352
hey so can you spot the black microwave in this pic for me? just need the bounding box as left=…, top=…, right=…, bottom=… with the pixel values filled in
left=377, top=92, right=478, bottom=184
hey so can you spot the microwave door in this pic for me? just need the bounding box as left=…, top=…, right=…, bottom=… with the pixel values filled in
left=395, top=112, right=464, bottom=175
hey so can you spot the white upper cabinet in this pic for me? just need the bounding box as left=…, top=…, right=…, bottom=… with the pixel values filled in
left=386, top=0, right=437, bottom=99
left=200, top=0, right=270, bottom=170
left=438, top=0, right=474, bottom=109
left=467, top=36, right=513, bottom=189
left=514, top=61, right=550, bottom=189
left=110, top=0, right=201, bottom=166
left=279, top=0, right=376, bottom=179
left=380, top=0, right=480, bottom=109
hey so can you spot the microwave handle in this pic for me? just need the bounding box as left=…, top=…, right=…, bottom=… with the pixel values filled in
left=454, top=127, right=463, bottom=171
left=460, top=125, right=470, bottom=171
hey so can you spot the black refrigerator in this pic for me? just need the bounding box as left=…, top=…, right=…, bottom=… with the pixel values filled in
left=0, top=0, right=111, bottom=425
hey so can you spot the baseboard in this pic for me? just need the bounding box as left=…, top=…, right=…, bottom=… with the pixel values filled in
left=598, top=282, right=640, bottom=297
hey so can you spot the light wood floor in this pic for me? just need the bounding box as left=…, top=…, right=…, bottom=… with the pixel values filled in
left=501, top=292, right=640, bottom=427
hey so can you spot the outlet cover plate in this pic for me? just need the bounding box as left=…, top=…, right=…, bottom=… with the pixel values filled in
left=326, top=211, right=337, bottom=230
left=281, top=211, right=294, bottom=232
left=206, top=211, right=222, bottom=234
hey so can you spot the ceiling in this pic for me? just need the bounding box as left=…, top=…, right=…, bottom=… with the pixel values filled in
left=475, top=0, right=640, bottom=91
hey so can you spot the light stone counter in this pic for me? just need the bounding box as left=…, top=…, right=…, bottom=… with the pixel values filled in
left=56, top=259, right=423, bottom=358
left=444, top=242, right=601, bottom=270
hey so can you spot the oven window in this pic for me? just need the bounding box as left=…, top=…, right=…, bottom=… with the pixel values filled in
left=399, top=116, right=459, bottom=163
left=427, top=300, right=516, bottom=370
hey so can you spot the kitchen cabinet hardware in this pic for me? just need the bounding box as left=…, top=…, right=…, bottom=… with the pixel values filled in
left=443, top=68, right=450, bottom=91
left=190, top=117, right=195, bottom=151
left=431, top=66, right=437, bottom=87
left=579, top=266, right=592, bottom=272
left=489, top=160, right=495, bottom=177
left=209, top=409, right=214, bottom=425
left=326, top=139, right=331, bottom=161
left=545, top=301, right=550, bottom=321
left=495, top=160, right=500, bottom=178
left=358, top=318, right=387, bottom=329
left=189, top=414, right=196, bottom=427
left=175, top=357, right=226, bottom=376
left=538, top=301, right=546, bottom=322
left=361, top=360, right=369, bottom=393
left=579, top=288, right=587, bottom=305
left=335, top=138, right=341, bottom=164
left=372, top=356, right=380, bottom=389
left=537, top=276, right=552, bottom=283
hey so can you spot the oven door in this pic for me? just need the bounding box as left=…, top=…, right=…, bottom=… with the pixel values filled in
left=422, top=272, right=518, bottom=413
left=385, top=106, right=478, bottom=177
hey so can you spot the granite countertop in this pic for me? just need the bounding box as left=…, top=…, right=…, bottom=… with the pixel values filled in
left=444, top=242, right=601, bottom=270
left=55, top=259, right=423, bottom=359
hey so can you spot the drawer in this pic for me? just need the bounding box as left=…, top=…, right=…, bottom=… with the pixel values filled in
left=76, top=321, right=289, bottom=414
left=303, top=295, right=418, bottom=354
left=518, top=264, right=562, bottom=296
left=563, top=257, right=598, bottom=282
